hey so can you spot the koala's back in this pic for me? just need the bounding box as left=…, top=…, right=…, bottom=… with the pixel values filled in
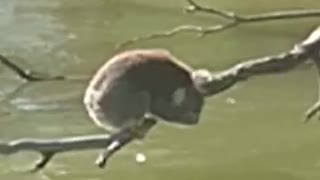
left=83, top=49, right=194, bottom=131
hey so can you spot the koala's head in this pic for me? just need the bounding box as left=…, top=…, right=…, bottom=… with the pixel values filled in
left=191, top=68, right=213, bottom=96
left=151, top=69, right=213, bottom=125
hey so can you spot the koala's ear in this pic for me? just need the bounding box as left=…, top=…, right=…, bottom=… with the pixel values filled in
left=191, top=69, right=213, bottom=95
left=171, top=88, right=186, bottom=107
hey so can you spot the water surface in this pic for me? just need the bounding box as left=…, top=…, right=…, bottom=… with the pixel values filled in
left=0, top=0, right=320, bottom=180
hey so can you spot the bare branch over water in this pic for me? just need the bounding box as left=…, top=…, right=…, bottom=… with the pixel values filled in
left=116, top=0, right=320, bottom=49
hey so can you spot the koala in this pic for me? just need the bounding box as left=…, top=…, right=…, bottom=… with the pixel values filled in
left=83, top=49, right=212, bottom=167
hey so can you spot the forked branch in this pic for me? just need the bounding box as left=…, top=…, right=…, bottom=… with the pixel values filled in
left=116, top=0, right=320, bottom=49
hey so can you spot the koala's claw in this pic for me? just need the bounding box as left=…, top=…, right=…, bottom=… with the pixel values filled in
left=304, top=101, right=320, bottom=123
left=95, top=154, right=108, bottom=168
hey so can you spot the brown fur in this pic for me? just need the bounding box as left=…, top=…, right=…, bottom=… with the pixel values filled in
left=84, top=49, right=204, bottom=132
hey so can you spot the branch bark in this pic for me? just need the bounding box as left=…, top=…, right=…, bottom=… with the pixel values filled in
left=0, top=134, right=111, bottom=155
left=115, top=0, right=320, bottom=49
left=202, top=46, right=308, bottom=96
left=0, top=134, right=112, bottom=171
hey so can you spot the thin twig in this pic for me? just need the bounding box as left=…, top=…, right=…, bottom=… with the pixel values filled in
left=185, top=0, right=242, bottom=20
left=0, top=54, right=65, bottom=81
left=0, top=54, right=92, bottom=83
left=115, top=0, right=320, bottom=49
left=186, top=0, right=320, bottom=22
left=115, top=23, right=236, bottom=49
left=241, top=9, right=320, bottom=22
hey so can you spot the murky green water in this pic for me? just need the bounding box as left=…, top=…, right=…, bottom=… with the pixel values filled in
left=1, top=0, right=320, bottom=179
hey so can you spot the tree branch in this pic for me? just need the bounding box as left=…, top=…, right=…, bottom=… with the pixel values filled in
left=0, top=54, right=92, bottom=83
left=200, top=25, right=320, bottom=122
left=0, top=54, right=65, bottom=82
left=186, top=0, right=320, bottom=22
left=0, top=54, right=91, bottom=111
left=115, top=0, right=320, bottom=49
left=201, top=47, right=307, bottom=96
left=0, top=134, right=112, bottom=171
left=1, top=25, right=320, bottom=172
left=115, top=22, right=238, bottom=50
